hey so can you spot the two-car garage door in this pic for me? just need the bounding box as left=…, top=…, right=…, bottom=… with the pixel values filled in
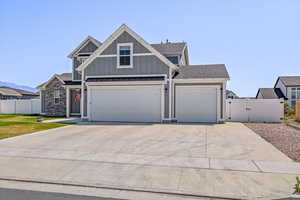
left=175, top=85, right=219, bottom=123
left=89, top=85, right=162, bottom=122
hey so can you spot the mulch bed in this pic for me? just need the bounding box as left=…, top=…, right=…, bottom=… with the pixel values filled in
left=244, top=123, right=300, bottom=162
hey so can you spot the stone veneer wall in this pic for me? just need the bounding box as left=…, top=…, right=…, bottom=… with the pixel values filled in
left=42, top=78, right=66, bottom=116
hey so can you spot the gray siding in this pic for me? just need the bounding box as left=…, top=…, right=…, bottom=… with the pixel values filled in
left=73, top=42, right=98, bottom=81
left=78, top=41, right=98, bottom=53
left=101, top=31, right=150, bottom=55
left=85, top=56, right=169, bottom=77
left=164, top=83, right=169, bottom=119
left=73, top=58, right=82, bottom=80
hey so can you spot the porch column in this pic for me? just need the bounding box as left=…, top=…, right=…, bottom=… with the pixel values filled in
left=66, top=87, right=70, bottom=118
left=81, top=70, right=85, bottom=119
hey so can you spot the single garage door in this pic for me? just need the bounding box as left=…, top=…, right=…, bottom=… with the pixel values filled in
left=89, top=85, right=162, bottom=122
left=175, top=85, right=218, bottom=123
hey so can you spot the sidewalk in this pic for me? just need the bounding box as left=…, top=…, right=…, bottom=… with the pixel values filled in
left=0, top=155, right=298, bottom=199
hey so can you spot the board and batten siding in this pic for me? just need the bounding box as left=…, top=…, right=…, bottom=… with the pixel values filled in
left=85, top=56, right=169, bottom=77
left=101, top=31, right=150, bottom=55
left=73, top=41, right=99, bottom=81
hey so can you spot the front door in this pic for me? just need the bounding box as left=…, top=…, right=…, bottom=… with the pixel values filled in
left=70, top=89, right=81, bottom=115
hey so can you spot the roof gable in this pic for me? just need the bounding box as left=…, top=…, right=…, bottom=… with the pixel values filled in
left=77, top=24, right=179, bottom=72
left=68, top=36, right=102, bottom=58
left=278, top=76, right=300, bottom=87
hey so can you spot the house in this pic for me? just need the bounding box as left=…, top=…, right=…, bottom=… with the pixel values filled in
left=0, top=86, right=39, bottom=100
left=226, top=90, right=238, bottom=99
left=256, top=88, right=286, bottom=99
left=37, top=24, right=229, bottom=123
left=274, top=76, right=300, bottom=109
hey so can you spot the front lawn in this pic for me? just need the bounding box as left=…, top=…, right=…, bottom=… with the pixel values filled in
left=0, top=114, right=69, bottom=140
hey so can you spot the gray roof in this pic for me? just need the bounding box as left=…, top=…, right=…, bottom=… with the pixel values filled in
left=151, top=42, right=186, bottom=55
left=58, top=73, right=72, bottom=81
left=175, top=64, right=229, bottom=79
left=278, top=76, right=300, bottom=86
left=0, top=86, right=37, bottom=96
left=256, top=88, right=286, bottom=99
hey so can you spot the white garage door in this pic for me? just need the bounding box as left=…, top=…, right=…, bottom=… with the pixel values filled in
left=89, top=85, right=162, bottom=122
left=175, top=85, right=218, bottom=123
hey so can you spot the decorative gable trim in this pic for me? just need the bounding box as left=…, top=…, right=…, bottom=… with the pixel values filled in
left=37, top=74, right=65, bottom=90
left=68, top=36, right=101, bottom=58
left=76, top=24, right=179, bottom=72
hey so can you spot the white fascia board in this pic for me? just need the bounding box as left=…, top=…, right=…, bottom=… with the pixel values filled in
left=85, top=74, right=167, bottom=79
left=68, top=36, right=101, bottom=58
left=173, top=78, right=229, bottom=84
left=40, top=74, right=65, bottom=90
left=86, top=81, right=164, bottom=86
left=77, top=24, right=179, bottom=72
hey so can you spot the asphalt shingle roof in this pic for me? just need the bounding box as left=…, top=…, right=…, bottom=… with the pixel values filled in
left=151, top=42, right=186, bottom=55
left=0, top=86, right=37, bottom=96
left=278, top=76, right=300, bottom=86
left=175, top=64, right=229, bottom=79
left=256, top=88, right=286, bottom=99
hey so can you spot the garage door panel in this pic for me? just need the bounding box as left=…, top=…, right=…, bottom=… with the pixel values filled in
left=90, top=86, right=162, bottom=122
left=176, top=86, right=218, bottom=123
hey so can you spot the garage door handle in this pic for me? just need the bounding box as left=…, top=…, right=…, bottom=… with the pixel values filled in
left=246, top=108, right=251, bottom=111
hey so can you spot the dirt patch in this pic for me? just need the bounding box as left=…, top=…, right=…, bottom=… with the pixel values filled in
left=244, top=123, right=300, bottom=162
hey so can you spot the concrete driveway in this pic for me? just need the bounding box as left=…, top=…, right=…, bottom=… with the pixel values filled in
left=0, top=122, right=298, bottom=199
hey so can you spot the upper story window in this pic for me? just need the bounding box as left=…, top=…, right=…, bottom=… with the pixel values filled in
left=166, top=56, right=179, bottom=65
left=117, top=43, right=133, bottom=68
left=54, top=90, right=60, bottom=105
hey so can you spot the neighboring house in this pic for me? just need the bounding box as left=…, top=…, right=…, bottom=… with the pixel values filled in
left=274, top=76, right=300, bottom=109
left=0, top=86, right=39, bottom=100
left=256, top=76, right=300, bottom=109
left=256, top=88, right=286, bottom=99
left=37, top=24, right=229, bottom=123
left=226, top=90, right=238, bottom=99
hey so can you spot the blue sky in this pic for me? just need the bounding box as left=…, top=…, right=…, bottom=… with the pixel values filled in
left=0, top=0, right=299, bottom=97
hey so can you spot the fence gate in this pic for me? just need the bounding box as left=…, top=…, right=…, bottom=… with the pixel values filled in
left=226, top=99, right=284, bottom=123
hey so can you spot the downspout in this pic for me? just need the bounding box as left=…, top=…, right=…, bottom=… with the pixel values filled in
left=169, top=68, right=172, bottom=120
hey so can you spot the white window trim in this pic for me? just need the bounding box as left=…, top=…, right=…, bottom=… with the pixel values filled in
left=117, top=43, right=133, bottom=69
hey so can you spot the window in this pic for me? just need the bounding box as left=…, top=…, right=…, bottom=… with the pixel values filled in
left=77, top=57, right=88, bottom=65
left=166, top=56, right=179, bottom=65
left=117, top=43, right=133, bottom=68
left=54, top=90, right=60, bottom=105
left=290, top=88, right=300, bottom=109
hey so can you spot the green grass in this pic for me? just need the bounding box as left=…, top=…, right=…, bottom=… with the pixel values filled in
left=0, top=114, right=69, bottom=140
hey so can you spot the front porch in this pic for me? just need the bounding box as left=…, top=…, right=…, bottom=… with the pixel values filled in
left=65, top=86, right=82, bottom=118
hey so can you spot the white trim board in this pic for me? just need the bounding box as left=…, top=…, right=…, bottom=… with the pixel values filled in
left=86, top=81, right=165, bottom=86
left=76, top=24, right=179, bottom=72
left=85, top=74, right=167, bottom=79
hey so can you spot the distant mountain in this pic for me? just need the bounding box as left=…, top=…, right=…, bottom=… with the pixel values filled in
left=0, top=81, right=37, bottom=92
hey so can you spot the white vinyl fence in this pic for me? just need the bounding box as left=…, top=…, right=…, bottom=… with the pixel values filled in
left=0, top=99, right=41, bottom=114
left=226, top=99, right=284, bottom=123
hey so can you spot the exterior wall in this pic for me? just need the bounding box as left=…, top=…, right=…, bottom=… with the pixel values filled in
left=101, top=31, right=150, bottom=55
left=42, top=78, right=66, bottom=116
left=73, top=58, right=82, bottom=81
left=164, top=82, right=169, bottom=119
left=73, top=41, right=99, bottom=81
left=275, top=79, right=287, bottom=97
left=85, top=56, right=169, bottom=77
